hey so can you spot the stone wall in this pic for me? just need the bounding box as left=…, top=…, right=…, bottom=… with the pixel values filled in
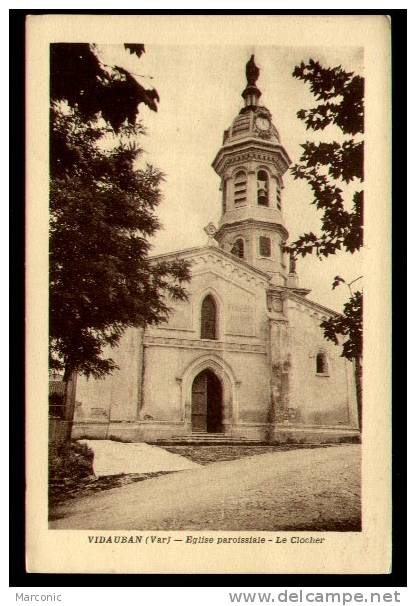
left=75, top=326, right=143, bottom=425
left=73, top=249, right=359, bottom=442
left=286, top=300, right=358, bottom=429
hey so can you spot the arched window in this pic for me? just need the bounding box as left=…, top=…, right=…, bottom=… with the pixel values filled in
left=231, top=238, right=245, bottom=259
left=259, top=236, right=271, bottom=258
left=316, top=352, right=329, bottom=375
left=257, top=169, right=269, bottom=206
left=234, top=170, right=247, bottom=205
left=201, top=295, right=218, bottom=340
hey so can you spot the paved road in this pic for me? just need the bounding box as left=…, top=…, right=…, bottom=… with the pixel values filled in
left=49, top=444, right=361, bottom=531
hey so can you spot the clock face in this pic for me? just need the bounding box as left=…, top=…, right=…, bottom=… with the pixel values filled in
left=255, top=116, right=270, bottom=131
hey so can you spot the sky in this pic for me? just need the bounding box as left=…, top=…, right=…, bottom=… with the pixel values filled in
left=98, top=44, right=364, bottom=312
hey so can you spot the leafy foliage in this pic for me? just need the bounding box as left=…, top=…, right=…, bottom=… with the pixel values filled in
left=321, top=291, right=363, bottom=361
left=50, top=45, right=190, bottom=378
left=286, top=59, right=364, bottom=259
left=50, top=43, right=159, bottom=133
left=49, top=440, right=95, bottom=506
left=124, top=44, right=146, bottom=58
left=331, top=275, right=346, bottom=289
left=293, top=59, right=363, bottom=135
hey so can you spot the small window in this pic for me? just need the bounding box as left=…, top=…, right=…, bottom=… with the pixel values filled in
left=234, top=170, right=247, bottom=206
left=257, top=169, right=269, bottom=206
left=259, top=236, right=271, bottom=258
left=201, top=295, right=217, bottom=340
left=231, top=238, right=245, bottom=259
left=316, top=352, right=329, bottom=375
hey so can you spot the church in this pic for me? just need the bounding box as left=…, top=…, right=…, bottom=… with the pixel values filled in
left=73, top=56, right=359, bottom=444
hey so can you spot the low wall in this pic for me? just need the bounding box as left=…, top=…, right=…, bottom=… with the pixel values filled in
left=72, top=420, right=360, bottom=444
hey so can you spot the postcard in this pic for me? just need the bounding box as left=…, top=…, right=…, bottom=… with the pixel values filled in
left=25, top=14, right=391, bottom=574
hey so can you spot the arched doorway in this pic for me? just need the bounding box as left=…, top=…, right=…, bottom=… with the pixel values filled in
left=191, top=369, right=223, bottom=433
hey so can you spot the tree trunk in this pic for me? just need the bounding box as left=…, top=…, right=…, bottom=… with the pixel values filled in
left=354, top=356, right=362, bottom=431
left=63, top=368, right=78, bottom=450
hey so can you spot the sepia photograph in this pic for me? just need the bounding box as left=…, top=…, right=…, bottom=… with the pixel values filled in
left=25, top=14, right=391, bottom=574
left=47, top=42, right=363, bottom=532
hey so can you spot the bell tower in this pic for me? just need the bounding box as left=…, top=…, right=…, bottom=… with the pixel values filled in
left=212, top=56, right=292, bottom=286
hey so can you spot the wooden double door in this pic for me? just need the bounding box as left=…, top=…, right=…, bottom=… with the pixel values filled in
left=191, top=370, right=223, bottom=433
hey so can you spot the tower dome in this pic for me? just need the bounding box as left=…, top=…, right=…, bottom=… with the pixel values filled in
left=223, top=106, right=281, bottom=146
left=212, top=56, right=291, bottom=286
left=220, top=55, right=281, bottom=147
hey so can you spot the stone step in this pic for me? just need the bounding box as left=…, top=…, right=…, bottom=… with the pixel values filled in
left=148, top=433, right=263, bottom=446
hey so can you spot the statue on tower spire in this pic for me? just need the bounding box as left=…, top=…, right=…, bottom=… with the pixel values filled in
left=241, top=54, right=262, bottom=109
left=246, top=54, right=260, bottom=86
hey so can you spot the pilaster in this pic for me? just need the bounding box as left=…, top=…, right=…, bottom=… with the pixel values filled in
left=246, top=166, right=257, bottom=207
left=267, top=290, right=293, bottom=428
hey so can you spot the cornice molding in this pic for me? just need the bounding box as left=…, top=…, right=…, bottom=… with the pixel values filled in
left=287, top=296, right=336, bottom=320
left=190, top=251, right=269, bottom=287
left=216, top=219, right=289, bottom=241
left=150, top=245, right=271, bottom=288
left=143, top=335, right=266, bottom=355
left=213, top=139, right=291, bottom=176
left=267, top=285, right=339, bottom=319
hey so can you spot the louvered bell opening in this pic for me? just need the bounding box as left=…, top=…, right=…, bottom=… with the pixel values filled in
left=234, top=172, right=247, bottom=205
left=232, top=115, right=250, bottom=136
left=257, top=170, right=269, bottom=206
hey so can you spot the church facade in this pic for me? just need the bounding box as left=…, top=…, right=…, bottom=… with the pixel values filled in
left=73, top=57, right=359, bottom=444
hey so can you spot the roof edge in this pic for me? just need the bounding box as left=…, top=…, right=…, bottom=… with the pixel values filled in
left=149, top=244, right=272, bottom=281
